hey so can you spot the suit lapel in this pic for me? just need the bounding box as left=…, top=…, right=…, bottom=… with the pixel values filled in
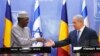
left=74, top=30, right=78, bottom=46
left=78, top=27, right=87, bottom=42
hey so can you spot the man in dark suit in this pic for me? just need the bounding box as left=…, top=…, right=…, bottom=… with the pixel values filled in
left=45, top=15, right=98, bottom=56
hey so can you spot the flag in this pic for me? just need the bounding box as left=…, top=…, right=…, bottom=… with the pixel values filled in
left=32, top=0, right=43, bottom=47
left=31, top=0, right=44, bottom=56
left=99, top=26, right=100, bottom=46
left=81, top=0, right=89, bottom=27
left=95, top=26, right=100, bottom=56
left=57, top=0, right=70, bottom=56
left=3, top=0, right=12, bottom=47
left=98, top=27, right=100, bottom=56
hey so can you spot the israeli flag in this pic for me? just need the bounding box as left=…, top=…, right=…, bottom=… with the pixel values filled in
left=32, top=0, right=43, bottom=47
left=81, top=0, right=89, bottom=27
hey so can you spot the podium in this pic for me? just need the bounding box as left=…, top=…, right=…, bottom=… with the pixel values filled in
left=73, top=47, right=100, bottom=56
left=0, top=47, right=51, bottom=54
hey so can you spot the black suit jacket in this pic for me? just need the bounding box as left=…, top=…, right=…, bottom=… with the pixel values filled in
left=54, top=27, right=98, bottom=47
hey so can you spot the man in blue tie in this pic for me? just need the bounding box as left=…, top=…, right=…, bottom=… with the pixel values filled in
left=45, top=15, right=98, bottom=56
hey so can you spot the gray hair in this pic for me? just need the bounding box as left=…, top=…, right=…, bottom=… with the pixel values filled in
left=73, top=14, right=84, bottom=22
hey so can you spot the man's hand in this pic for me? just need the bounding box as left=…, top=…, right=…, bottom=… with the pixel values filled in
left=45, top=39, right=55, bottom=47
left=36, top=38, right=46, bottom=42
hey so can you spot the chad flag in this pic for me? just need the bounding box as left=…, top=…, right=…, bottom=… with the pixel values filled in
left=3, top=0, right=12, bottom=47
left=57, top=0, right=70, bottom=56
left=99, top=26, right=100, bottom=46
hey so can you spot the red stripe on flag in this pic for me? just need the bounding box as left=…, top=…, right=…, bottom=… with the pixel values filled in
left=57, top=48, right=70, bottom=56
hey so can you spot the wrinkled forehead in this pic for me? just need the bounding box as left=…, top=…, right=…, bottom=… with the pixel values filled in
left=73, top=17, right=78, bottom=22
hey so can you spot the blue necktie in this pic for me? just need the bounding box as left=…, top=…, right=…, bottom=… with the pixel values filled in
left=77, top=30, right=80, bottom=41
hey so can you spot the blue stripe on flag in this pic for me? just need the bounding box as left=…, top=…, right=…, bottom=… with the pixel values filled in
left=81, top=6, right=87, bottom=19
left=5, top=2, right=12, bottom=22
left=61, top=3, right=68, bottom=23
left=34, top=7, right=40, bottom=20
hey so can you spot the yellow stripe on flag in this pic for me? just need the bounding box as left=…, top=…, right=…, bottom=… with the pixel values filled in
left=4, top=18, right=12, bottom=47
left=59, top=20, right=68, bottom=40
left=98, top=27, right=100, bottom=46
left=59, top=20, right=70, bottom=53
left=99, top=30, right=100, bottom=42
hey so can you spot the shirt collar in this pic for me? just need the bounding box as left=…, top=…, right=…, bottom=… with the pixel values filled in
left=78, top=25, right=85, bottom=32
left=17, top=24, right=24, bottom=30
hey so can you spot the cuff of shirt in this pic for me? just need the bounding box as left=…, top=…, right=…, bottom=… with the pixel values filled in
left=31, top=38, right=36, bottom=42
